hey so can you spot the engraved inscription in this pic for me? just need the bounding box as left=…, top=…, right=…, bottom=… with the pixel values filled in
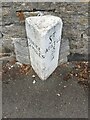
left=28, top=37, right=45, bottom=58
left=28, top=31, right=59, bottom=61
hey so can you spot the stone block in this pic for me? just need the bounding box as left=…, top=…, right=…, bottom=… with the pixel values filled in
left=25, top=15, right=63, bottom=80
left=58, top=39, right=70, bottom=65
left=59, top=57, right=68, bottom=65
left=12, top=38, right=30, bottom=64
left=16, top=55, right=30, bottom=64
left=60, top=39, right=69, bottom=54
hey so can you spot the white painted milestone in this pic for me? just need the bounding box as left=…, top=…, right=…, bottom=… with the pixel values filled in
left=25, top=15, right=63, bottom=80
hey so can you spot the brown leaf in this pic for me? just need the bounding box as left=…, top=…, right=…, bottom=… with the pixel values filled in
left=19, top=64, right=31, bottom=74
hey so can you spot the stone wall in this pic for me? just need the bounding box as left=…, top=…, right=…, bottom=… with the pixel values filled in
left=1, top=2, right=89, bottom=61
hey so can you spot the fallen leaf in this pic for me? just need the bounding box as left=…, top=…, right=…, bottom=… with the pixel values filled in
left=19, top=64, right=31, bottom=74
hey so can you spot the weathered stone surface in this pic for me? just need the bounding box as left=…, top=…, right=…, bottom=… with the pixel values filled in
left=59, top=57, right=68, bottom=65
left=2, top=38, right=14, bottom=53
left=12, top=38, right=30, bottom=64
left=25, top=15, right=63, bottom=80
left=59, top=39, right=69, bottom=64
left=2, top=24, right=26, bottom=39
left=15, top=55, right=30, bottom=64
left=60, top=39, right=69, bottom=54
left=0, top=39, right=2, bottom=53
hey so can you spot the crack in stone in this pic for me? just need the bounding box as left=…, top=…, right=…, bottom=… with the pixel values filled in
left=16, top=8, right=56, bottom=13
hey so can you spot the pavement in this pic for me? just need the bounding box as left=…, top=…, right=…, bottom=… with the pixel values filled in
left=2, top=61, right=88, bottom=118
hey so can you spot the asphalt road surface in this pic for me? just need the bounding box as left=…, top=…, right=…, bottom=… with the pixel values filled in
left=2, top=62, right=88, bottom=118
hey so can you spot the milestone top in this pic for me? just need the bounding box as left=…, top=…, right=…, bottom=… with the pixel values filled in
left=25, top=15, right=63, bottom=33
